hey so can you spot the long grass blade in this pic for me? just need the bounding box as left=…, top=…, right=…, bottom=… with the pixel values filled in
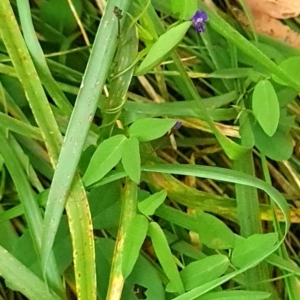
left=16, top=0, right=73, bottom=115
left=142, top=164, right=289, bottom=236
left=0, top=0, right=62, bottom=166
left=0, top=130, right=64, bottom=297
left=0, top=245, right=61, bottom=300
left=41, top=1, right=133, bottom=299
left=106, top=179, right=138, bottom=300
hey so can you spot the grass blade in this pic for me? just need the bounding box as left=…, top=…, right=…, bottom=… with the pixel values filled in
left=142, top=164, right=289, bottom=236
left=41, top=1, right=133, bottom=298
left=0, top=245, right=61, bottom=300
left=42, top=1, right=133, bottom=262
left=65, top=180, right=96, bottom=300
left=106, top=178, right=138, bottom=300
left=0, top=130, right=64, bottom=297
left=0, top=0, right=62, bottom=165
left=148, top=221, right=185, bottom=295
left=16, top=0, right=73, bottom=115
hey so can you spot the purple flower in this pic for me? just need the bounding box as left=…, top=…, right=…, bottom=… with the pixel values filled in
left=173, top=121, right=182, bottom=130
left=191, top=10, right=208, bottom=33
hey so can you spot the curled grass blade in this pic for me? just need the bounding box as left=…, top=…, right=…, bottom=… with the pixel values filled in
left=141, top=164, right=289, bottom=235
left=142, top=163, right=289, bottom=287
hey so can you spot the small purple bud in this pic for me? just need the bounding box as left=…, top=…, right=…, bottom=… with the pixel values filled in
left=173, top=121, right=182, bottom=130
left=191, top=10, right=208, bottom=33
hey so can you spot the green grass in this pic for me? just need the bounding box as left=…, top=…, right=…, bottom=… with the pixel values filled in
left=0, top=0, right=300, bottom=299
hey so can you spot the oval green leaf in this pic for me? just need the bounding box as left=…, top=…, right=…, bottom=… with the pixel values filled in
left=138, top=190, right=167, bottom=216
left=128, top=118, right=176, bottom=142
left=122, top=214, right=149, bottom=279
left=252, top=122, right=294, bottom=161
left=252, top=80, right=279, bottom=137
left=180, top=255, right=229, bottom=291
left=121, top=136, right=141, bottom=183
left=196, top=212, right=236, bottom=249
left=148, top=222, right=185, bottom=294
left=83, top=134, right=127, bottom=186
left=231, top=233, right=278, bottom=268
left=136, top=21, right=191, bottom=75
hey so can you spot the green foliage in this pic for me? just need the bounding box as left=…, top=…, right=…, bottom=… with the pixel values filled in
left=83, top=134, right=127, bottom=186
left=252, top=80, right=280, bottom=136
left=196, top=212, right=236, bottom=249
left=136, top=22, right=192, bottom=75
left=148, top=221, right=185, bottom=295
left=39, top=0, right=82, bottom=35
left=167, top=255, right=229, bottom=292
left=84, top=118, right=176, bottom=186
left=89, top=181, right=121, bottom=230
left=121, top=214, right=148, bottom=279
left=231, top=233, right=278, bottom=268
left=171, top=0, right=197, bottom=20
left=251, top=121, right=294, bottom=160
left=138, top=189, right=167, bottom=216
left=195, top=290, right=271, bottom=300
left=121, top=136, right=141, bottom=183
left=95, top=238, right=165, bottom=300
left=128, top=118, right=177, bottom=142
left=272, top=56, right=300, bottom=86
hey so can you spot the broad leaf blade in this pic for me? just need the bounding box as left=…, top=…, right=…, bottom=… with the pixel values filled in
left=252, top=122, right=294, bottom=161
left=83, top=134, right=127, bottom=186
left=252, top=80, right=279, bottom=136
left=122, top=214, right=148, bottom=279
left=272, top=56, right=300, bottom=86
left=136, top=21, right=191, bottom=75
left=171, top=0, right=197, bottom=20
left=121, top=136, right=141, bottom=183
left=138, top=190, right=167, bottom=216
left=148, top=222, right=185, bottom=295
left=197, top=212, right=236, bottom=249
left=128, top=118, right=176, bottom=142
left=180, top=255, right=229, bottom=291
left=231, top=233, right=278, bottom=268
